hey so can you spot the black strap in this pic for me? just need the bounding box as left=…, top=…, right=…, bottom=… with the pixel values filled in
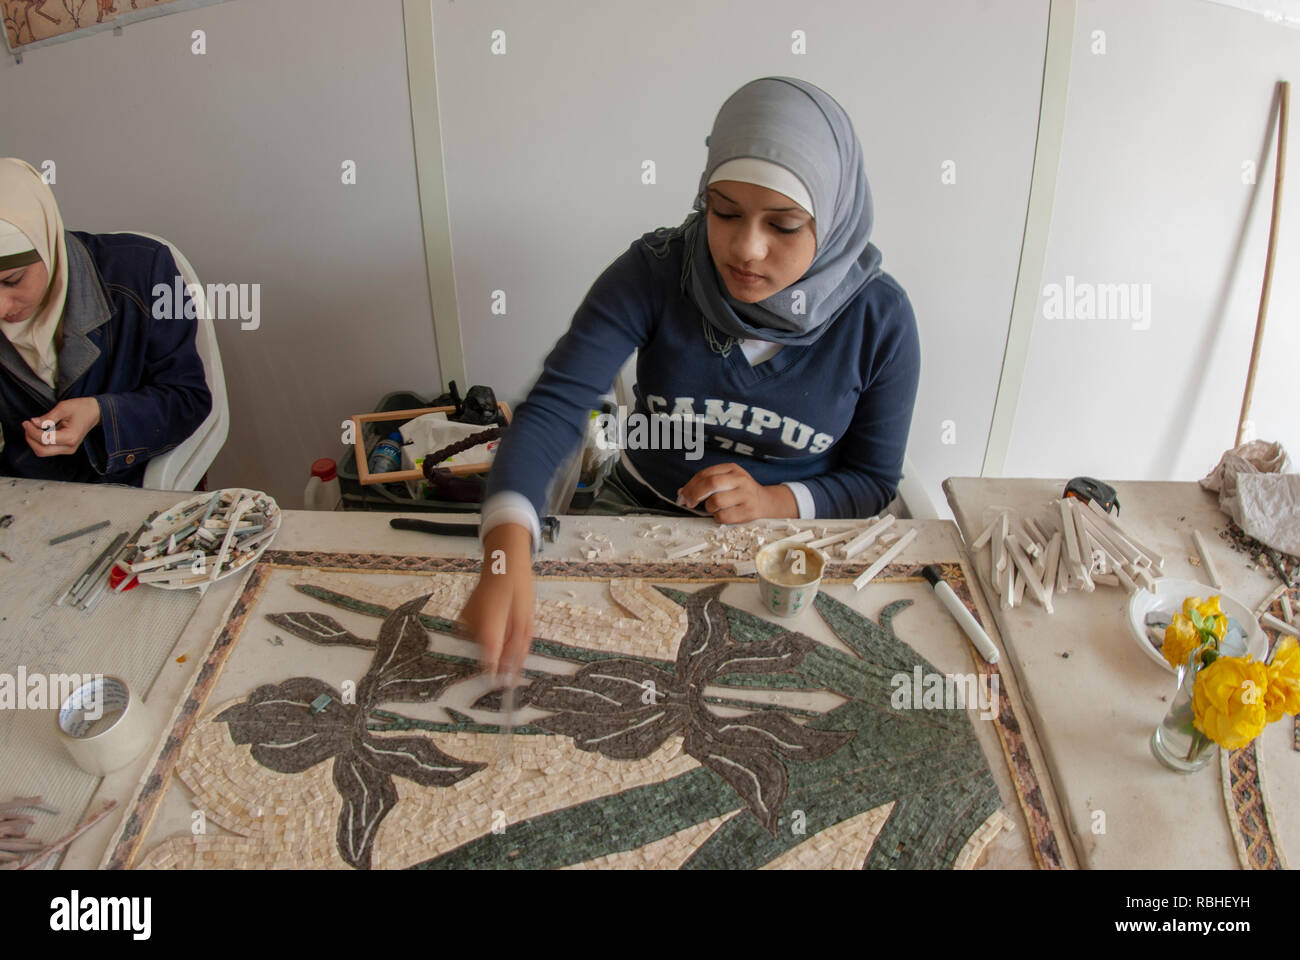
left=388, top=518, right=478, bottom=538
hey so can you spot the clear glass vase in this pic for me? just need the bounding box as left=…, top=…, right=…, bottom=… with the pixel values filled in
left=1150, top=649, right=1218, bottom=773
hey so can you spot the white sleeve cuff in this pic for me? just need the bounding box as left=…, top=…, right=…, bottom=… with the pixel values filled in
left=783, top=482, right=816, bottom=520
left=479, top=491, right=541, bottom=555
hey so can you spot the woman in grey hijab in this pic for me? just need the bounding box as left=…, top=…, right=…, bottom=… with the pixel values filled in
left=466, top=76, right=921, bottom=681
left=676, top=75, right=884, bottom=345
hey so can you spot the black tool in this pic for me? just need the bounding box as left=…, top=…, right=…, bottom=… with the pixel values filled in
left=427, top=381, right=463, bottom=412
left=389, top=516, right=560, bottom=544
left=1063, top=477, right=1120, bottom=515
left=451, top=385, right=506, bottom=426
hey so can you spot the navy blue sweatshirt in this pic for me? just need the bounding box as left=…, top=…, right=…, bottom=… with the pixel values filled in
left=484, top=228, right=920, bottom=523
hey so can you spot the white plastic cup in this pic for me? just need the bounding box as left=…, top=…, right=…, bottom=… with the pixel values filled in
left=755, top=539, right=827, bottom=618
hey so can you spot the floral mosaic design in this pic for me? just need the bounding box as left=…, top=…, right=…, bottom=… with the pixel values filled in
left=198, top=576, right=1003, bottom=870
left=519, top=585, right=852, bottom=834
left=216, top=596, right=483, bottom=869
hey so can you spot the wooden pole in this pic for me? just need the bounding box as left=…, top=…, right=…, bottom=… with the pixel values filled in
left=1236, top=80, right=1289, bottom=448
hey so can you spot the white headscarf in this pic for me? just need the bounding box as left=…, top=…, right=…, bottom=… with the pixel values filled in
left=0, top=158, right=69, bottom=388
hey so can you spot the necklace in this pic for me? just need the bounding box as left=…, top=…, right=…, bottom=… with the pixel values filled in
left=701, top=316, right=736, bottom=358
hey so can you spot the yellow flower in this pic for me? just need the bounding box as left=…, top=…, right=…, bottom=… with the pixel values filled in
left=1182, top=595, right=1227, bottom=640
left=1195, top=596, right=1223, bottom=619
left=1201, top=598, right=1227, bottom=640
left=1163, top=614, right=1202, bottom=670
left=1193, top=656, right=1269, bottom=749
left=1264, top=637, right=1300, bottom=723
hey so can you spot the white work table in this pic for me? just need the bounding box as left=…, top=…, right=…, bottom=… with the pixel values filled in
left=0, top=479, right=492, bottom=869
left=944, top=477, right=1299, bottom=870
left=2, top=476, right=1072, bottom=871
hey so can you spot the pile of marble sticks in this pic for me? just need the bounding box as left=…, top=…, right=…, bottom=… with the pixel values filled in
left=647, top=514, right=918, bottom=592
left=971, top=496, right=1166, bottom=614
left=120, top=489, right=279, bottom=588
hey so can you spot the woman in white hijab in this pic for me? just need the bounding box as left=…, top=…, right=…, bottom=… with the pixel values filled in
left=0, top=158, right=212, bottom=483
left=1, top=167, right=72, bottom=423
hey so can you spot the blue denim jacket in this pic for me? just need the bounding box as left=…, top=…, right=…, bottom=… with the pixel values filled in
left=0, top=231, right=212, bottom=484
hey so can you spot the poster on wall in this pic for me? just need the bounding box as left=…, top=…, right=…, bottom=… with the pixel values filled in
left=3, top=0, right=232, bottom=58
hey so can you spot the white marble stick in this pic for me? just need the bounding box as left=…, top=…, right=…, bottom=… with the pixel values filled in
left=808, top=529, right=856, bottom=550
left=666, top=541, right=707, bottom=560
left=210, top=496, right=252, bottom=582
left=843, top=516, right=896, bottom=560
left=971, top=514, right=1002, bottom=551
left=1191, top=529, right=1222, bottom=589
left=1084, top=497, right=1166, bottom=570
left=1041, top=532, right=1063, bottom=605
left=852, top=528, right=917, bottom=591
left=1069, top=500, right=1096, bottom=592
left=1055, top=545, right=1071, bottom=594
left=1006, top=534, right=1053, bottom=613
left=1079, top=512, right=1140, bottom=566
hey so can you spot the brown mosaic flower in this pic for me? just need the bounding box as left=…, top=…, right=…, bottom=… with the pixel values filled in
left=520, top=584, right=852, bottom=834
left=218, top=595, right=484, bottom=868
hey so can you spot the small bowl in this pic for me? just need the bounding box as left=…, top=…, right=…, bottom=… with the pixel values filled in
left=1127, top=578, right=1268, bottom=673
left=755, top=539, right=827, bottom=618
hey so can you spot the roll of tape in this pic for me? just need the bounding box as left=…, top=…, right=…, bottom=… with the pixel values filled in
left=55, top=676, right=152, bottom=776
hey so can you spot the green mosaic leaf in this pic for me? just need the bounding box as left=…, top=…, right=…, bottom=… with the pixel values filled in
left=411, top=767, right=738, bottom=870
left=294, top=583, right=392, bottom=618
left=410, top=583, right=1001, bottom=869
left=814, top=593, right=931, bottom=673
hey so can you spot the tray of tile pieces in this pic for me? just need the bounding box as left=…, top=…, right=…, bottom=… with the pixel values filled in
left=127, top=488, right=281, bottom=590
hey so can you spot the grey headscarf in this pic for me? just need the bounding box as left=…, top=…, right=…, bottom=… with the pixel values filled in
left=647, top=77, right=883, bottom=350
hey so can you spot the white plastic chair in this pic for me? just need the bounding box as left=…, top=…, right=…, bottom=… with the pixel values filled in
left=892, top=459, right=939, bottom=520
left=610, top=353, right=938, bottom=519
left=108, top=231, right=229, bottom=491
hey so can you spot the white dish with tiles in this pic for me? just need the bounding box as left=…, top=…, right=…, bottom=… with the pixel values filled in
left=1127, top=578, right=1267, bottom=673
left=136, top=488, right=281, bottom=591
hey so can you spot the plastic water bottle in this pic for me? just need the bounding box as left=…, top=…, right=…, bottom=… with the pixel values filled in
left=304, top=458, right=342, bottom=510
left=367, top=431, right=404, bottom=475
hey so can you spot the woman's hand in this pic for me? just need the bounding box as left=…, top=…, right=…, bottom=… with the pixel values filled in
left=677, top=462, right=798, bottom=523
left=458, top=522, right=534, bottom=685
left=21, top=398, right=102, bottom=457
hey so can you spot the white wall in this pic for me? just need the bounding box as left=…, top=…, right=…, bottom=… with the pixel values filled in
left=432, top=0, right=1049, bottom=519
left=5, top=0, right=1296, bottom=515
left=0, top=0, right=440, bottom=503
left=1005, top=0, right=1300, bottom=485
